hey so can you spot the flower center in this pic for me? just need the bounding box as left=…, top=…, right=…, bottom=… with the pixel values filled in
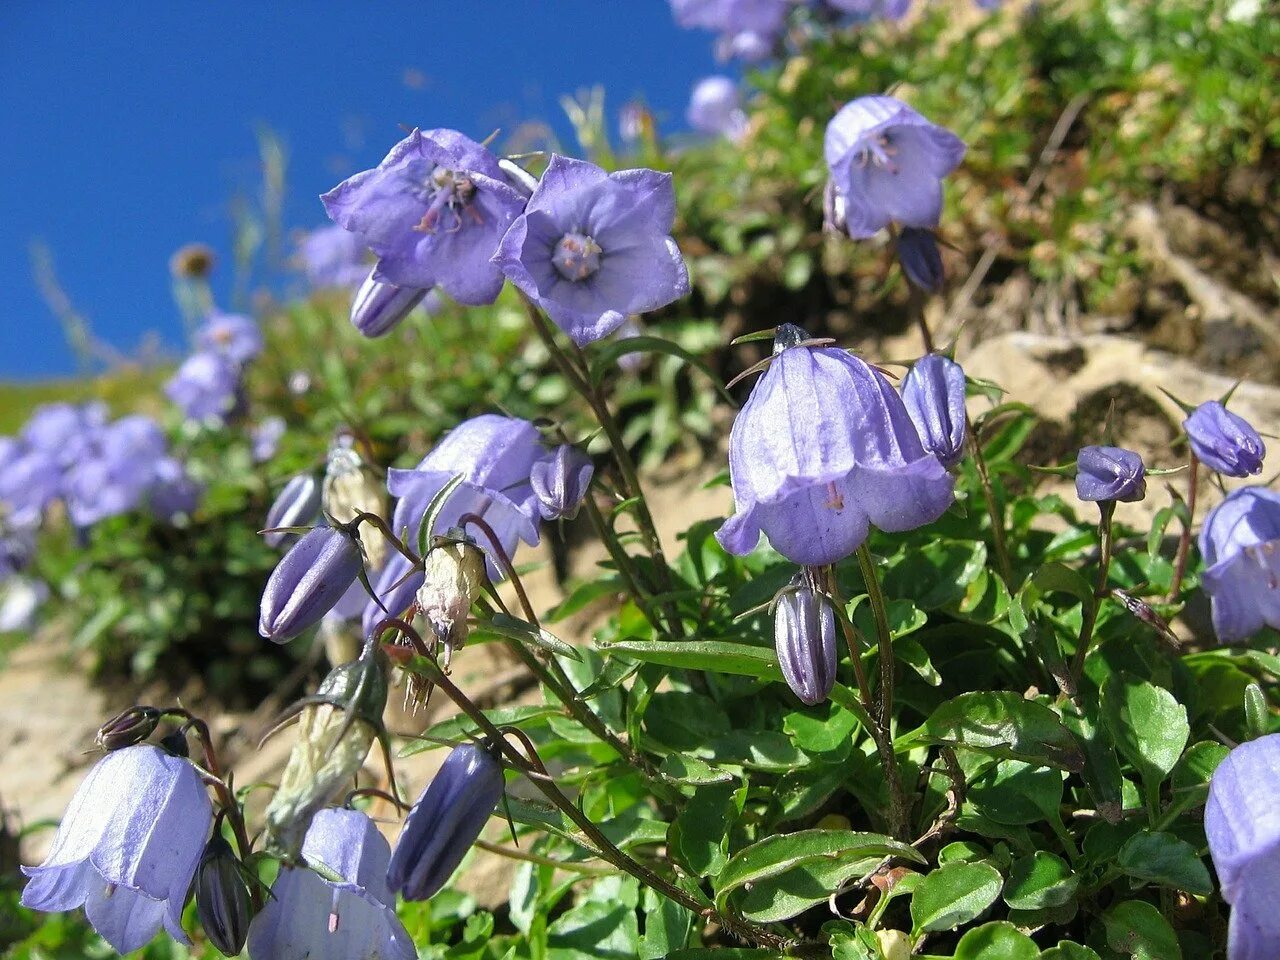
left=856, top=133, right=899, bottom=174
left=414, top=168, right=480, bottom=234
left=551, top=233, right=602, bottom=282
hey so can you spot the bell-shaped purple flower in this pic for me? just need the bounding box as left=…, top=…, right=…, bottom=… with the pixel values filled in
left=384, top=414, right=544, bottom=580
left=896, top=227, right=944, bottom=292
left=714, top=29, right=775, bottom=62
left=824, top=96, right=966, bottom=240
left=247, top=808, right=414, bottom=960
left=1075, top=446, right=1146, bottom=503
left=530, top=444, right=594, bottom=520
left=297, top=224, right=370, bottom=289
left=1206, top=733, right=1280, bottom=959
left=350, top=268, right=429, bottom=338
left=492, top=155, right=690, bottom=345
left=0, top=447, right=62, bottom=527
left=195, top=311, right=263, bottom=365
left=166, top=351, right=242, bottom=423
left=901, top=354, right=967, bottom=468
left=322, top=128, right=526, bottom=306
left=252, top=415, right=287, bottom=463
left=149, top=456, right=203, bottom=522
left=826, top=0, right=912, bottom=18
left=0, top=521, right=36, bottom=581
left=774, top=576, right=838, bottom=705
left=1184, top=401, right=1266, bottom=478
left=63, top=415, right=171, bottom=528
left=21, top=402, right=106, bottom=468
left=1199, top=487, right=1280, bottom=643
left=687, top=76, right=748, bottom=141
left=670, top=0, right=789, bottom=35
left=20, top=744, right=213, bottom=954
left=716, top=324, right=954, bottom=566
left=387, top=743, right=505, bottom=901
left=260, top=526, right=364, bottom=642
left=265, top=474, right=323, bottom=548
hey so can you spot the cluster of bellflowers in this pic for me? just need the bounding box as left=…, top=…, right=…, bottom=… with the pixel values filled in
left=165, top=308, right=263, bottom=425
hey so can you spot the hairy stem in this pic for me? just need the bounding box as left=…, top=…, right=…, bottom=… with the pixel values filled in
left=1167, top=456, right=1199, bottom=601
left=1070, top=501, right=1116, bottom=686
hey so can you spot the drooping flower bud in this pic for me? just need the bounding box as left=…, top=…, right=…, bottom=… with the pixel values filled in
left=264, top=652, right=389, bottom=861
left=350, top=268, right=429, bottom=338
left=530, top=445, right=595, bottom=520
left=1075, top=446, right=1146, bottom=503
left=386, top=743, right=505, bottom=901
left=1184, top=400, right=1266, bottom=478
left=263, top=473, right=322, bottom=548
left=900, top=354, right=967, bottom=468
left=418, top=536, right=489, bottom=658
left=774, top=574, right=838, bottom=706
left=323, top=435, right=389, bottom=572
left=896, top=227, right=944, bottom=292
left=96, top=705, right=162, bottom=752
left=259, top=526, right=364, bottom=642
left=195, top=834, right=253, bottom=957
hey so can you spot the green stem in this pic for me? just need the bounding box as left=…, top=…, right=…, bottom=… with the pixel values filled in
left=1070, top=501, right=1115, bottom=687
left=583, top=494, right=665, bottom=635
left=966, top=415, right=1015, bottom=585
left=1167, top=455, right=1198, bottom=601
left=857, top=545, right=896, bottom=729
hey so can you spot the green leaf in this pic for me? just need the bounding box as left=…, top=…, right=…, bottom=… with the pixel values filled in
left=475, top=613, right=580, bottom=661
left=969, top=760, right=1065, bottom=826
left=1167, top=741, right=1229, bottom=820
left=1245, top=682, right=1270, bottom=739
left=1027, top=562, right=1095, bottom=607
left=637, top=888, right=694, bottom=959
left=659, top=753, right=735, bottom=785
left=909, top=861, right=1003, bottom=934
left=1116, top=831, right=1213, bottom=895
left=545, top=576, right=624, bottom=622
left=1103, top=900, right=1182, bottom=960
left=715, top=830, right=923, bottom=913
left=588, top=335, right=736, bottom=405
left=897, top=636, right=942, bottom=686
left=904, top=692, right=1084, bottom=772
left=849, top=595, right=928, bottom=640
left=1041, top=943, right=1102, bottom=960
left=416, top=473, right=465, bottom=557
left=399, top=705, right=559, bottom=755
left=882, top=539, right=987, bottom=610
left=1003, top=851, right=1078, bottom=910
left=643, top=691, right=730, bottom=751
left=1101, top=673, right=1190, bottom=785
left=952, top=922, right=1041, bottom=960
left=600, top=637, right=778, bottom=678
left=671, top=782, right=738, bottom=877
left=546, top=899, right=638, bottom=959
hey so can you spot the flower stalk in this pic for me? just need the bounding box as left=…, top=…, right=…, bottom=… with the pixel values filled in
left=1070, top=500, right=1116, bottom=687
left=1167, top=455, right=1199, bottom=601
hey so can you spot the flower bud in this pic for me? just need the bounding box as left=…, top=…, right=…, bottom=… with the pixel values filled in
left=774, top=576, right=838, bottom=706
left=350, top=268, right=429, bottom=338
left=530, top=445, right=594, bottom=520
left=896, top=227, right=944, bottom=293
left=95, top=705, right=161, bottom=752
left=323, top=436, right=389, bottom=572
left=263, top=473, right=322, bottom=548
left=264, top=653, right=389, bottom=861
left=259, top=526, right=364, bottom=642
left=387, top=743, right=505, bottom=901
left=1184, top=400, right=1266, bottom=478
left=195, top=835, right=252, bottom=957
left=1075, top=445, right=1146, bottom=503
left=418, top=537, right=488, bottom=657
left=901, top=354, right=967, bottom=468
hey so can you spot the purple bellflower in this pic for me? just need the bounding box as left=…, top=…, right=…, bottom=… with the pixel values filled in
left=671, top=0, right=789, bottom=36
left=148, top=457, right=203, bottom=522
left=387, top=743, right=505, bottom=901
left=195, top=311, right=263, bottom=365
left=252, top=415, right=287, bottom=463
left=901, top=354, right=967, bottom=468
left=825, top=0, right=912, bottom=18
left=716, top=324, right=954, bottom=565
left=63, top=415, right=171, bottom=528
left=0, top=447, right=62, bottom=527
left=1199, top=487, right=1280, bottom=643
left=1075, top=446, right=1146, bottom=503
left=21, top=402, right=106, bottom=468
left=1184, top=401, right=1266, bottom=478
left=165, top=351, right=242, bottom=423
left=1206, top=733, right=1280, bottom=959
left=715, top=29, right=775, bottom=62
left=530, top=444, right=595, bottom=520
left=248, top=808, right=414, bottom=960
left=259, top=526, right=364, bottom=642
left=350, top=267, right=429, bottom=338
left=896, top=227, right=944, bottom=292
left=688, top=76, right=748, bottom=141
left=824, top=96, right=966, bottom=239
left=775, top=574, right=838, bottom=705
left=297, top=224, right=370, bottom=289
left=492, top=155, right=690, bottom=345
left=264, top=474, right=323, bottom=548
left=20, top=744, right=213, bottom=954
left=322, top=128, right=526, bottom=305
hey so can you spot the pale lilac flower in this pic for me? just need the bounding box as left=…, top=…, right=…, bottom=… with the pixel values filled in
left=688, top=76, right=748, bottom=142
left=493, top=155, right=690, bottom=345
left=298, top=224, right=370, bottom=288
left=824, top=96, right=966, bottom=239
left=671, top=0, right=789, bottom=35
left=896, top=227, right=944, bottom=292
left=322, top=128, right=526, bottom=305
left=247, top=808, right=414, bottom=960
left=195, top=311, right=263, bottom=365
left=387, top=744, right=505, bottom=901
left=165, top=351, right=242, bottom=423
left=148, top=457, right=203, bottom=522
left=901, top=354, right=967, bottom=468
left=0, top=522, right=36, bottom=581
left=20, top=402, right=107, bottom=467
left=259, top=526, right=364, bottom=642
left=530, top=444, right=595, bottom=520
left=252, top=415, right=287, bottom=463
left=20, top=745, right=212, bottom=954
left=717, top=324, right=953, bottom=565
left=1206, top=733, right=1280, bottom=958
left=0, top=448, right=62, bottom=527
left=1200, top=487, right=1280, bottom=643
left=775, top=574, right=837, bottom=705
left=350, top=268, right=428, bottom=338
left=1075, top=446, right=1146, bottom=503
left=1184, top=401, right=1266, bottom=478
left=715, top=29, right=775, bottom=62
left=63, top=416, right=170, bottom=527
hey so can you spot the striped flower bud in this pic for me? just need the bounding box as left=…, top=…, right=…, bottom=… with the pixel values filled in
left=1184, top=400, right=1266, bottom=478
left=901, top=353, right=967, bottom=468
left=530, top=444, right=594, bottom=520
left=351, top=268, right=429, bottom=338
left=259, top=526, right=364, bottom=642
left=1075, top=445, right=1146, bottom=503
left=95, top=705, right=161, bottom=752
left=263, top=473, right=322, bottom=548
left=194, top=835, right=253, bottom=957
left=774, top=575, right=838, bottom=706
left=386, top=743, right=505, bottom=901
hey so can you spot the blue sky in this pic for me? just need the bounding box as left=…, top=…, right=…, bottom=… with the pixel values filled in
left=0, top=2, right=723, bottom=379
